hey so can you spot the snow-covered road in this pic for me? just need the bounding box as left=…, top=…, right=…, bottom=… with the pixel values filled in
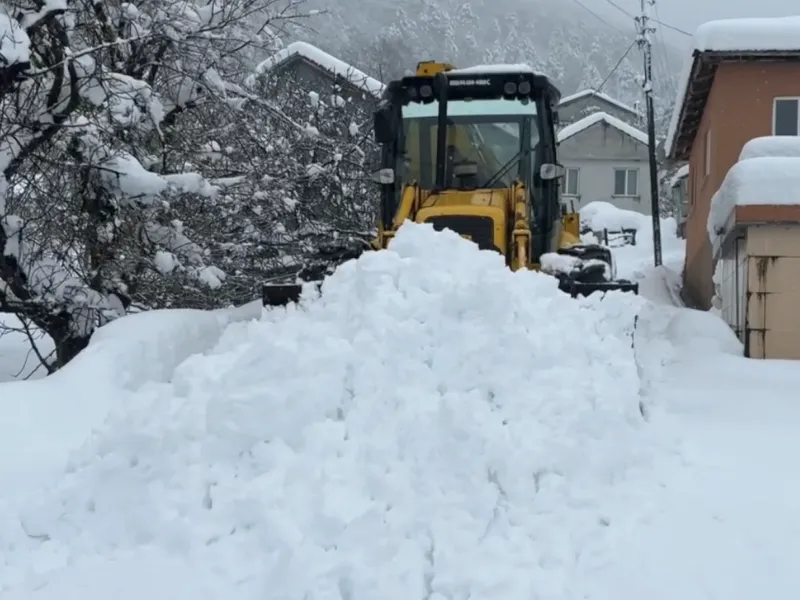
left=588, top=319, right=800, bottom=599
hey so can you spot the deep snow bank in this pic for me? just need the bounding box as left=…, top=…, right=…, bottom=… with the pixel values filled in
left=0, top=301, right=262, bottom=491
left=1, top=224, right=668, bottom=599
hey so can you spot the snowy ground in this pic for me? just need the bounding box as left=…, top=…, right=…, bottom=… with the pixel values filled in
left=2, top=216, right=800, bottom=598
left=592, top=314, right=800, bottom=598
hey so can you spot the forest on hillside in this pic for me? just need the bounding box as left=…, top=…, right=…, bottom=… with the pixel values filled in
left=0, top=0, right=682, bottom=374
left=290, top=0, right=683, bottom=127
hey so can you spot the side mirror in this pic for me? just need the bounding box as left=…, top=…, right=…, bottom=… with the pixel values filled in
left=370, top=168, right=395, bottom=184
left=373, top=107, right=394, bottom=144
left=540, top=163, right=566, bottom=180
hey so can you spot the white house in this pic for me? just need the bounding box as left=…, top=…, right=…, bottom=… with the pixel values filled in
left=557, top=111, right=652, bottom=215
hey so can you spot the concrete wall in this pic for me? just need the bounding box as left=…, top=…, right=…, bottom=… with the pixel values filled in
left=745, top=225, right=800, bottom=359
left=558, top=120, right=651, bottom=214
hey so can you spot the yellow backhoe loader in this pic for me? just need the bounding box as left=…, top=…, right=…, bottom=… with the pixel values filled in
left=261, top=61, right=638, bottom=306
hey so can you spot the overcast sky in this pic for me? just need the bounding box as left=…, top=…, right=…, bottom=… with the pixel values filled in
left=595, top=0, right=799, bottom=48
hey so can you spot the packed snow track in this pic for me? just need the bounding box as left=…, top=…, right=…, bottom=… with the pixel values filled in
left=1, top=223, right=672, bottom=599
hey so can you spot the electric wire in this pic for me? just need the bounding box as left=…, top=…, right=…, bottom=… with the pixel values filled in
left=567, top=0, right=627, bottom=33
left=599, top=0, right=691, bottom=35
left=595, top=39, right=637, bottom=93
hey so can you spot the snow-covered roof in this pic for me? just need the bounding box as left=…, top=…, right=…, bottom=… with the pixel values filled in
left=558, top=89, right=640, bottom=116
left=669, top=164, right=689, bottom=188
left=707, top=155, right=800, bottom=249
left=665, top=16, right=800, bottom=159
left=448, top=63, right=537, bottom=75
left=694, top=16, right=800, bottom=53
left=446, top=64, right=558, bottom=94
left=557, top=111, right=648, bottom=146
left=739, top=136, right=800, bottom=161
left=253, top=41, right=385, bottom=97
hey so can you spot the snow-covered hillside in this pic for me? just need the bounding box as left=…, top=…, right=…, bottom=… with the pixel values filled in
left=3, top=221, right=800, bottom=598
left=292, top=0, right=681, bottom=119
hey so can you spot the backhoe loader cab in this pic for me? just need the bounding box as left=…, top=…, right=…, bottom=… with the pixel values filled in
left=370, top=63, right=568, bottom=268
left=260, top=61, right=639, bottom=307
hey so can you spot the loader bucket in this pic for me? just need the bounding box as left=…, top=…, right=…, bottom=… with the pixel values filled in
left=558, top=278, right=639, bottom=298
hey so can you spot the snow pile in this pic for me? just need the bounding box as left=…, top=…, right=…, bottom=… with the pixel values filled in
left=739, top=136, right=800, bottom=161
left=540, top=251, right=610, bottom=280
left=665, top=306, right=743, bottom=357
left=707, top=156, right=800, bottom=247
left=557, top=111, right=647, bottom=145
left=0, top=223, right=669, bottom=599
left=580, top=200, right=650, bottom=232
left=0, top=302, right=262, bottom=491
left=634, top=265, right=685, bottom=308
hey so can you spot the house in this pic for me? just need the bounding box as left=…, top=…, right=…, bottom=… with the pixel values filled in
left=250, top=41, right=385, bottom=107
left=557, top=111, right=652, bottom=215
left=669, top=164, right=689, bottom=237
left=557, top=89, right=644, bottom=128
left=665, top=15, right=800, bottom=314
left=666, top=15, right=800, bottom=358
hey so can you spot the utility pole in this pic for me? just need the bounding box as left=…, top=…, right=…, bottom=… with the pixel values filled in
left=636, top=0, right=663, bottom=267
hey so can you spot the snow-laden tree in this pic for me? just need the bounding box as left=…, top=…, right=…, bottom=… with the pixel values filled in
left=0, top=0, right=306, bottom=368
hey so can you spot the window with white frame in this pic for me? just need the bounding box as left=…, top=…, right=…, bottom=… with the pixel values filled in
left=704, top=129, right=711, bottom=176
left=613, top=168, right=638, bottom=196
left=564, top=167, right=579, bottom=195
left=773, top=98, right=800, bottom=135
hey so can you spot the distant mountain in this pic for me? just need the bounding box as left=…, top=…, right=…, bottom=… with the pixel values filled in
left=281, top=0, right=683, bottom=133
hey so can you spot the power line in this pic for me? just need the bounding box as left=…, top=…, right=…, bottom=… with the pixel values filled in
left=656, top=20, right=690, bottom=36
left=600, top=0, right=634, bottom=19
left=652, top=0, right=677, bottom=96
left=595, top=39, right=637, bottom=93
left=568, top=0, right=626, bottom=33
left=599, top=0, right=692, bottom=35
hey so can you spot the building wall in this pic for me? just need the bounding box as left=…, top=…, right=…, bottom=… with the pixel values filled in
left=745, top=225, right=800, bottom=359
left=558, top=121, right=651, bottom=214
left=683, top=61, right=800, bottom=309
left=557, top=95, right=642, bottom=128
